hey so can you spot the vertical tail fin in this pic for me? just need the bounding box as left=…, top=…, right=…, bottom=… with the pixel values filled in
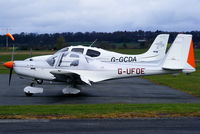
left=141, top=34, right=169, bottom=61
left=187, top=41, right=196, bottom=69
left=162, top=34, right=196, bottom=73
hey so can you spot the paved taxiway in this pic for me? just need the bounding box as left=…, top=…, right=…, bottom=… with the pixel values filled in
left=0, top=74, right=200, bottom=105
left=0, top=118, right=200, bottom=134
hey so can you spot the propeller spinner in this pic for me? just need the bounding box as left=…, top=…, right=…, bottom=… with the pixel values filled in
left=3, top=61, right=14, bottom=85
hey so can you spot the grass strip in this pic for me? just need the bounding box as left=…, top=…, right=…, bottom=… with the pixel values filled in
left=144, top=63, right=200, bottom=97
left=0, top=103, right=200, bottom=119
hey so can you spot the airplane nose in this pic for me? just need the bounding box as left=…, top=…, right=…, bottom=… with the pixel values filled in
left=3, top=61, right=14, bottom=68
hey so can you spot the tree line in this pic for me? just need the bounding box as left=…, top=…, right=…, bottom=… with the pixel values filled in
left=0, top=30, right=200, bottom=50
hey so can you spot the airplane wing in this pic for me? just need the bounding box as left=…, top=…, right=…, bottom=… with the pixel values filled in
left=50, top=70, right=92, bottom=86
left=50, top=69, right=113, bottom=86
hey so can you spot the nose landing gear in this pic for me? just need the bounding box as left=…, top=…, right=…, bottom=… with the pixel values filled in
left=25, top=92, right=33, bottom=97
left=24, top=81, right=43, bottom=97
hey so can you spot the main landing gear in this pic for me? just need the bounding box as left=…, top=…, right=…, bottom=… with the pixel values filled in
left=62, top=76, right=80, bottom=95
left=62, top=86, right=80, bottom=94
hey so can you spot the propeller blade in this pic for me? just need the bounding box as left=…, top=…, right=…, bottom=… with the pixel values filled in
left=9, top=68, right=13, bottom=86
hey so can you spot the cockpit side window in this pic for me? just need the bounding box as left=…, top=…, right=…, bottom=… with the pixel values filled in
left=86, top=49, right=101, bottom=57
left=58, top=53, right=66, bottom=66
left=57, top=52, right=80, bottom=67
left=71, top=48, right=84, bottom=53
left=70, top=60, right=79, bottom=66
left=70, top=54, right=79, bottom=58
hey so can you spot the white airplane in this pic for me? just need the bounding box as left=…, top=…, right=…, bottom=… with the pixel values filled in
left=3, top=34, right=196, bottom=96
left=28, top=34, right=169, bottom=63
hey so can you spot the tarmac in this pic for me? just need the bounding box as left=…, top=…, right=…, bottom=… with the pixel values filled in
left=0, top=74, right=200, bottom=105
left=0, top=118, right=200, bottom=134
left=0, top=74, right=200, bottom=134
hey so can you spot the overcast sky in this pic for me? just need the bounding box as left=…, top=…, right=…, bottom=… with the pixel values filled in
left=0, top=0, right=200, bottom=34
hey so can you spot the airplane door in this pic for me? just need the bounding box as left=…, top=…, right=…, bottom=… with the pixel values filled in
left=55, top=53, right=80, bottom=68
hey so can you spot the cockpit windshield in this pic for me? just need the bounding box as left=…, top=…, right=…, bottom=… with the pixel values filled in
left=46, top=55, right=58, bottom=66
left=55, top=47, right=69, bottom=54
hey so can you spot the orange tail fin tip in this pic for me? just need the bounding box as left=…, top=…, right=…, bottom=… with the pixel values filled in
left=187, top=40, right=196, bottom=68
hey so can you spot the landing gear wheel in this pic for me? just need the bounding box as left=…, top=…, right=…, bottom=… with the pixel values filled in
left=25, top=92, right=33, bottom=97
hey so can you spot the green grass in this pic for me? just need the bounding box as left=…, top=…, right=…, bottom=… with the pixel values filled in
left=0, top=104, right=200, bottom=119
left=144, top=59, right=200, bottom=97
left=144, top=70, right=200, bottom=97
left=195, top=49, right=200, bottom=60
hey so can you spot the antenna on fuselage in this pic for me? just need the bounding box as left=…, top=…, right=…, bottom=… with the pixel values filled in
left=89, top=39, right=97, bottom=47
left=29, top=48, right=33, bottom=58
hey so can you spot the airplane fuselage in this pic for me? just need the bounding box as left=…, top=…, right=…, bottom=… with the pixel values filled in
left=13, top=58, right=178, bottom=83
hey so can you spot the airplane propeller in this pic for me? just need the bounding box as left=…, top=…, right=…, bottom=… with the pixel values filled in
left=9, top=44, right=15, bottom=85
left=3, top=61, right=14, bottom=86
left=2, top=33, right=15, bottom=85
left=9, top=68, right=13, bottom=85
